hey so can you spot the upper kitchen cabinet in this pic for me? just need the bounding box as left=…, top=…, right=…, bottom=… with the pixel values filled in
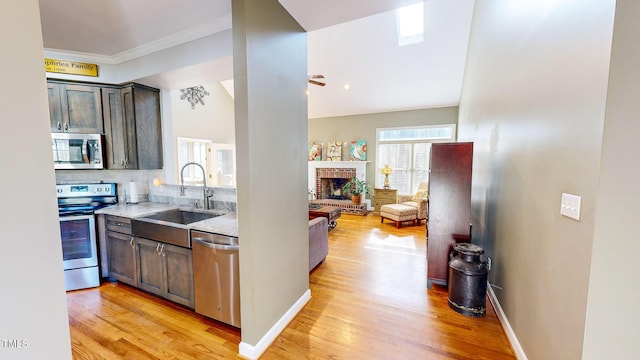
left=48, top=81, right=103, bottom=134
left=103, top=83, right=163, bottom=170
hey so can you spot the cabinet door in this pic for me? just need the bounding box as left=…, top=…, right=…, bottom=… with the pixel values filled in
left=130, top=85, right=163, bottom=169
left=426, top=142, right=473, bottom=288
left=102, top=88, right=129, bottom=169
left=106, top=231, right=137, bottom=286
left=60, top=84, right=103, bottom=133
left=136, top=237, right=164, bottom=296
left=120, top=86, right=140, bottom=169
left=162, top=243, right=194, bottom=308
left=48, top=83, right=64, bottom=132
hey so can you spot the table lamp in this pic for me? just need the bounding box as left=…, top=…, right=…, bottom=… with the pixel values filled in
left=381, top=165, right=393, bottom=189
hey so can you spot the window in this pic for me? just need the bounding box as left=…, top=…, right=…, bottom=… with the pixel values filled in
left=208, top=143, right=236, bottom=187
left=376, top=125, right=456, bottom=194
left=396, top=2, right=424, bottom=46
left=177, top=137, right=236, bottom=187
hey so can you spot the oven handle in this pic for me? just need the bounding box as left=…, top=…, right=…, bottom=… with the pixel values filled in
left=82, top=139, right=90, bottom=163
left=59, top=214, right=95, bottom=221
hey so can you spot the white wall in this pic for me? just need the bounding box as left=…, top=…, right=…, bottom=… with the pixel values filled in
left=458, top=1, right=615, bottom=358
left=233, top=0, right=309, bottom=357
left=583, top=1, right=640, bottom=358
left=171, top=82, right=235, bottom=142
left=0, top=1, right=72, bottom=359
left=163, top=81, right=235, bottom=184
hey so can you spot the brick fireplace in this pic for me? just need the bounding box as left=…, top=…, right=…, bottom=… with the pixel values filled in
left=308, top=161, right=370, bottom=215
left=315, top=168, right=356, bottom=200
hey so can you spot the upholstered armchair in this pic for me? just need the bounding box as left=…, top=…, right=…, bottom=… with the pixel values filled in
left=397, top=182, right=429, bottom=224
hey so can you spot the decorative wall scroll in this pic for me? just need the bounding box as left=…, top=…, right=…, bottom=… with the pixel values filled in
left=180, top=86, right=210, bottom=109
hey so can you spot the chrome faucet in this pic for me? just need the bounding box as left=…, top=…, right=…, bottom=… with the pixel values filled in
left=180, top=162, right=213, bottom=210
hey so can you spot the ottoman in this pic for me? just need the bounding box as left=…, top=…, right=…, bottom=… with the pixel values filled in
left=380, top=203, right=418, bottom=228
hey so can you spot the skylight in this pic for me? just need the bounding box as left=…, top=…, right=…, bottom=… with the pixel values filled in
left=396, top=2, right=424, bottom=46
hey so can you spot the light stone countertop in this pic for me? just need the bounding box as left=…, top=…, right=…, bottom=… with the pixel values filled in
left=95, top=202, right=238, bottom=238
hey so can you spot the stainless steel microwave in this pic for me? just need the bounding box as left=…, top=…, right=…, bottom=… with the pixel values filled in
left=51, top=133, right=104, bottom=169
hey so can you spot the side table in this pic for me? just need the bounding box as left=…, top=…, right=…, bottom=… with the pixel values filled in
left=373, top=188, right=397, bottom=216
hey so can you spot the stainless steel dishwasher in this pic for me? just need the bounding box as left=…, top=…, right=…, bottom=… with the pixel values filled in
left=191, top=230, right=241, bottom=328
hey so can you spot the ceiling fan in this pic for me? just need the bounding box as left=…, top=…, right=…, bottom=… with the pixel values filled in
left=308, top=74, right=326, bottom=87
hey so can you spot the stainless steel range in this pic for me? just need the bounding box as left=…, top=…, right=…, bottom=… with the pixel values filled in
left=57, top=183, right=117, bottom=291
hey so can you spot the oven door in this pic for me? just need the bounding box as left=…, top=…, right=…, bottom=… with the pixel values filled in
left=59, top=214, right=98, bottom=270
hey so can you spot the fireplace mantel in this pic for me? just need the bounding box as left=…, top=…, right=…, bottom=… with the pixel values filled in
left=308, top=161, right=370, bottom=192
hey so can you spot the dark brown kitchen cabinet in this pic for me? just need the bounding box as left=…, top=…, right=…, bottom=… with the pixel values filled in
left=136, top=237, right=194, bottom=308
left=427, top=142, right=473, bottom=289
left=102, top=87, right=136, bottom=169
left=47, top=82, right=103, bottom=134
left=103, top=84, right=163, bottom=169
left=106, top=229, right=138, bottom=287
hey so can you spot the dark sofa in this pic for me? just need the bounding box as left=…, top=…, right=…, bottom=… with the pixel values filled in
left=309, top=217, right=329, bottom=271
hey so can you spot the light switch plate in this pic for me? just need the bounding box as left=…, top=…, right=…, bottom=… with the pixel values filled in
left=560, top=193, right=581, bottom=221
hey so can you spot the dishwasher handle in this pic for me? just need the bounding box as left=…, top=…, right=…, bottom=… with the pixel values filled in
left=192, top=237, right=239, bottom=251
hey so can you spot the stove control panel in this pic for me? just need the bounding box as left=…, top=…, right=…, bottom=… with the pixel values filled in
left=56, top=183, right=116, bottom=198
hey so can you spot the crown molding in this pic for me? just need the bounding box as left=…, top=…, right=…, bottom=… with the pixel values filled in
left=44, top=14, right=233, bottom=66
left=43, top=48, right=117, bottom=65
left=113, top=15, right=232, bottom=64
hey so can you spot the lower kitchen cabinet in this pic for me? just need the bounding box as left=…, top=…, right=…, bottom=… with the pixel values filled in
left=136, top=237, right=194, bottom=308
left=106, top=230, right=138, bottom=287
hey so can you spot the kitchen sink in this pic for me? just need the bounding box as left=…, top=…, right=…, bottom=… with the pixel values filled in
left=141, top=209, right=218, bottom=225
left=131, top=209, right=220, bottom=248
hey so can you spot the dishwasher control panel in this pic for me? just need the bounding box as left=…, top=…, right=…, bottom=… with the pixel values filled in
left=191, top=230, right=238, bottom=246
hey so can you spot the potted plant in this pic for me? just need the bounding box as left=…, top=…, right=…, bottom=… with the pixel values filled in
left=342, top=176, right=370, bottom=204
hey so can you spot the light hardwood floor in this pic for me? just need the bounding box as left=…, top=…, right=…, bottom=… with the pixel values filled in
left=67, top=213, right=515, bottom=359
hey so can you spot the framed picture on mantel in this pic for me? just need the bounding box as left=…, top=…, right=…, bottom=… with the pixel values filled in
left=308, top=142, right=323, bottom=161
left=327, top=141, right=342, bottom=161
left=350, top=140, right=366, bottom=161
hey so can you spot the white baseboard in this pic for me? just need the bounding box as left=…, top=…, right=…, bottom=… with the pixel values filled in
left=238, top=289, right=311, bottom=360
left=487, top=284, right=528, bottom=360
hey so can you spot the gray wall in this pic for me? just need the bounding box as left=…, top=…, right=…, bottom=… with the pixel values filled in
left=233, top=0, right=309, bottom=350
left=583, top=1, right=640, bottom=358
left=0, top=1, right=72, bottom=359
left=309, top=107, right=458, bottom=191
left=458, top=1, right=615, bottom=358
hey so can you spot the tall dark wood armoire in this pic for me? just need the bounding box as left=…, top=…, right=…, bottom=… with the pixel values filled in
left=427, top=142, right=473, bottom=289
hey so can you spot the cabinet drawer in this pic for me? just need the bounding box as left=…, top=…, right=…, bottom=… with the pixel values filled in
left=106, top=215, right=132, bottom=234
left=375, top=190, right=397, bottom=203
left=376, top=193, right=396, bottom=202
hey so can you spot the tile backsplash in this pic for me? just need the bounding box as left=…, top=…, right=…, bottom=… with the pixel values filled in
left=55, top=169, right=238, bottom=213
left=55, top=169, right=163, bottom=203
left=149, top=184, right=236, bottom=212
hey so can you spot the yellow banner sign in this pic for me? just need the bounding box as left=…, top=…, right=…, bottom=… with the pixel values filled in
left=45, top=58, right=98, bottom=77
